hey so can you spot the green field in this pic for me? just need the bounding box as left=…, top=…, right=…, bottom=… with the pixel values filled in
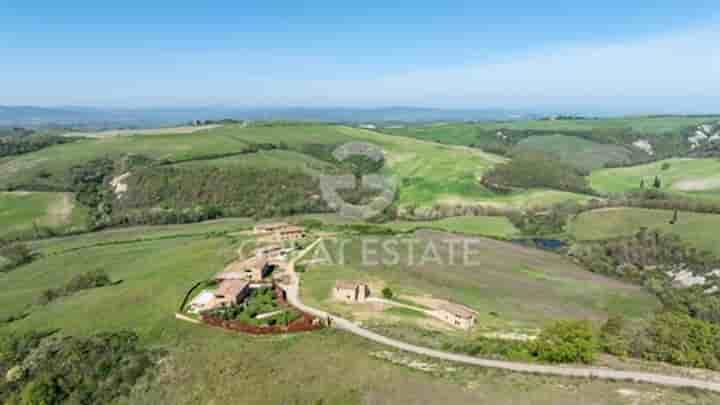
left=568, top=207, right=720, bottom=255
left=0, top=221, right=691, bottom=404
left=590, top=158, right=720, bottom=200
left=0, top=123, right=600, bottom=213
left=301, top=232, right=659, bottom=331
left=513, top=135, right=636, bottom=170
left=383, top=216, right=520, bottom=238
left=0, top=191, right=87, bottom=239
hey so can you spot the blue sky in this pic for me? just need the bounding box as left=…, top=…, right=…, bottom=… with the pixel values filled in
left=1, top=1, right=719, bottom=113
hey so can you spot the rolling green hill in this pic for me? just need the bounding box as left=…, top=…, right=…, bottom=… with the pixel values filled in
left=0, top=123, right=598, bottom=224
left=0, top=220, right=692, bottom=404
left=301, top=231, right=659, bottom=331
left=0, top=191, right=86, bottom=240
left=568, top=207, right=720, bottom=255
left=512, top=135, right=639, bottom=170
left=589, top=158, right=720, bottom=201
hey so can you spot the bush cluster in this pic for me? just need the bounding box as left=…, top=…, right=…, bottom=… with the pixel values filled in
left=0, top=330, right=157, bottom=405
left=38, top=270, right=112, bottom=305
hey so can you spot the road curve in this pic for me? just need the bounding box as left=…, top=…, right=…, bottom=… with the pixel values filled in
left=285, top=239, right=720, bottom=393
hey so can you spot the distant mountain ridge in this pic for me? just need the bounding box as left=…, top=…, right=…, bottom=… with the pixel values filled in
left=0, top=105, right=538, bottom=128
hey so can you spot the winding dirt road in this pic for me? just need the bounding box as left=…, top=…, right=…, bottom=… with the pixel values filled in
left=284, top=238, right=720, bottom=393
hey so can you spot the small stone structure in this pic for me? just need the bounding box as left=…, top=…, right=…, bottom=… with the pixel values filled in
left=333, top=281, right=370, bottom=303
left=433, top=302, right=477, bottom=330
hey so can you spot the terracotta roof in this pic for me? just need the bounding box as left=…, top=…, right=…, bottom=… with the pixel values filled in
left=255, top=222, right=290, bottom=231
left=216, top=280, right=249, bottom=298
left=278, top=226, right=305, bottom=234
left=216, top=256, right=269, bottom=280
left=214, top=271, right=246, bottom=280
left=437, top=303, right=476, bottom=319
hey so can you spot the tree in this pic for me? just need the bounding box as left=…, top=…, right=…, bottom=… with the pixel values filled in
left=653, top=176, right=662, bottom=189
left=640, top=179, right=645, bottom=188
left=533, top=320, right=598, bottom=364
left=669, top=209, right=679, bottom=225
left=382, top=287, right=394, bottom=299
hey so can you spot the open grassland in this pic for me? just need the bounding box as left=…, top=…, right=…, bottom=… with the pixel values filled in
left=62, top=124, right=222, bottom=138
left=0, top=123, right=596, bottom=211
left=301, top=231, right=659, bottom=331
left=0, top=222, right=695, bottom=404
left=0, top=191, right=86, bottom=239
left=382, top=116, right=720, bottom=147
left=383, top=216, right=520, bottom=239
left=590, top=158, right=720, bottom=201
left=0, top=130, right=253, bottom=189
left=513, top=134, right=635, bottom=170
left=568, top=207, right=720, bottom=255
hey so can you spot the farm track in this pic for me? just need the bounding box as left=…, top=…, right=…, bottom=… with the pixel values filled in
left=283, top=238, right=720, bottom=393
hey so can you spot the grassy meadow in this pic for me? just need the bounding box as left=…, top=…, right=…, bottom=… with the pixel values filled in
left=383, top=216, right=520, bottom=238
left=568, top=207, right=720, bottom=255
left=590, top=158, right=720, bottom=201
left=0, top=191, right=87, bottom=239
left=0, top=220, right=694, bottom=404
left=301, top=231, right=659, bottom=331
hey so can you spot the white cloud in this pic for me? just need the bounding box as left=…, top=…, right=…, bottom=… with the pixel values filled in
left=262, top=26, right=720, bottom=113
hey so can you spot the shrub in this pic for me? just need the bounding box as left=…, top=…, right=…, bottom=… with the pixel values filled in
left=533, top=320, right=598, bottom=364
left=382, top=287, right=394, bottom=299
left=0, top=243, right=33, bottom=272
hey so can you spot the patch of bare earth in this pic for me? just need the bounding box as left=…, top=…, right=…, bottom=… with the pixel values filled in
left=673, top=178, right=720, bottom=191
left=63, top=125, right=222, bottom=138
left=45, top=193, right=75, bottom=226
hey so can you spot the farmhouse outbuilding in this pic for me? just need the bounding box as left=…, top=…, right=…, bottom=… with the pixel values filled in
left=333, top=281, right=370, bottom=303
left=434, top=303, right=477, bottom=330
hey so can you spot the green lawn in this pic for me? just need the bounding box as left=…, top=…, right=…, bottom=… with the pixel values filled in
left=301, top=233, right=659, bottom=331
left=383, top=216, right=520, bottom=238
left=0, top=191, right=87, bottom=239
left=590, top=158, right=720, bottom=201
left=0, top=221, right=691, bottom=404
left=568, top=207, right=720, bottom=255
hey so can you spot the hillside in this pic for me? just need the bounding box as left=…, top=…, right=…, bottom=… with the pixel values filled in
left=590, top=158, right=720, bottom=202
left=0, top=123, right=602, bottom=226
left=0, top=220, right=693, bottom=405
left=0, top=191, right=86, bottom=241
left=568, top=207, right=720, bottom=255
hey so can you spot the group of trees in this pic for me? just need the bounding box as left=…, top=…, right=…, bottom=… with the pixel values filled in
left=447, top=320, right=599, bottom=364
left=38, top=270, right=112, bottom=305
left=0, top=130, right=74, bottom=159
left=569, top=228, right=719, bottom=282
left=482, top=151, right=594, bottom=195
left=0, top=330, right=157, bottom=405
left=114, top=166, right=330, bottom=222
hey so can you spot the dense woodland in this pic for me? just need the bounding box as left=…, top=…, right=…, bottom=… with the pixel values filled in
left=482, top=151, right=594, bottom=194
left=115, top=166, right=329, bottom=222
left=0, top=331, right=158, bottom=405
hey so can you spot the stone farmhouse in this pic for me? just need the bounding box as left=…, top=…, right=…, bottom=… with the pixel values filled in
left=217, top=256, right=271, bottom=282
left=253, top=222, right=307, bottom=242
left=333, top=281, right=370, bottom=303
left=188, top=279, right=250, bottom=314
left=433, top=302, right=477, bottom=330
